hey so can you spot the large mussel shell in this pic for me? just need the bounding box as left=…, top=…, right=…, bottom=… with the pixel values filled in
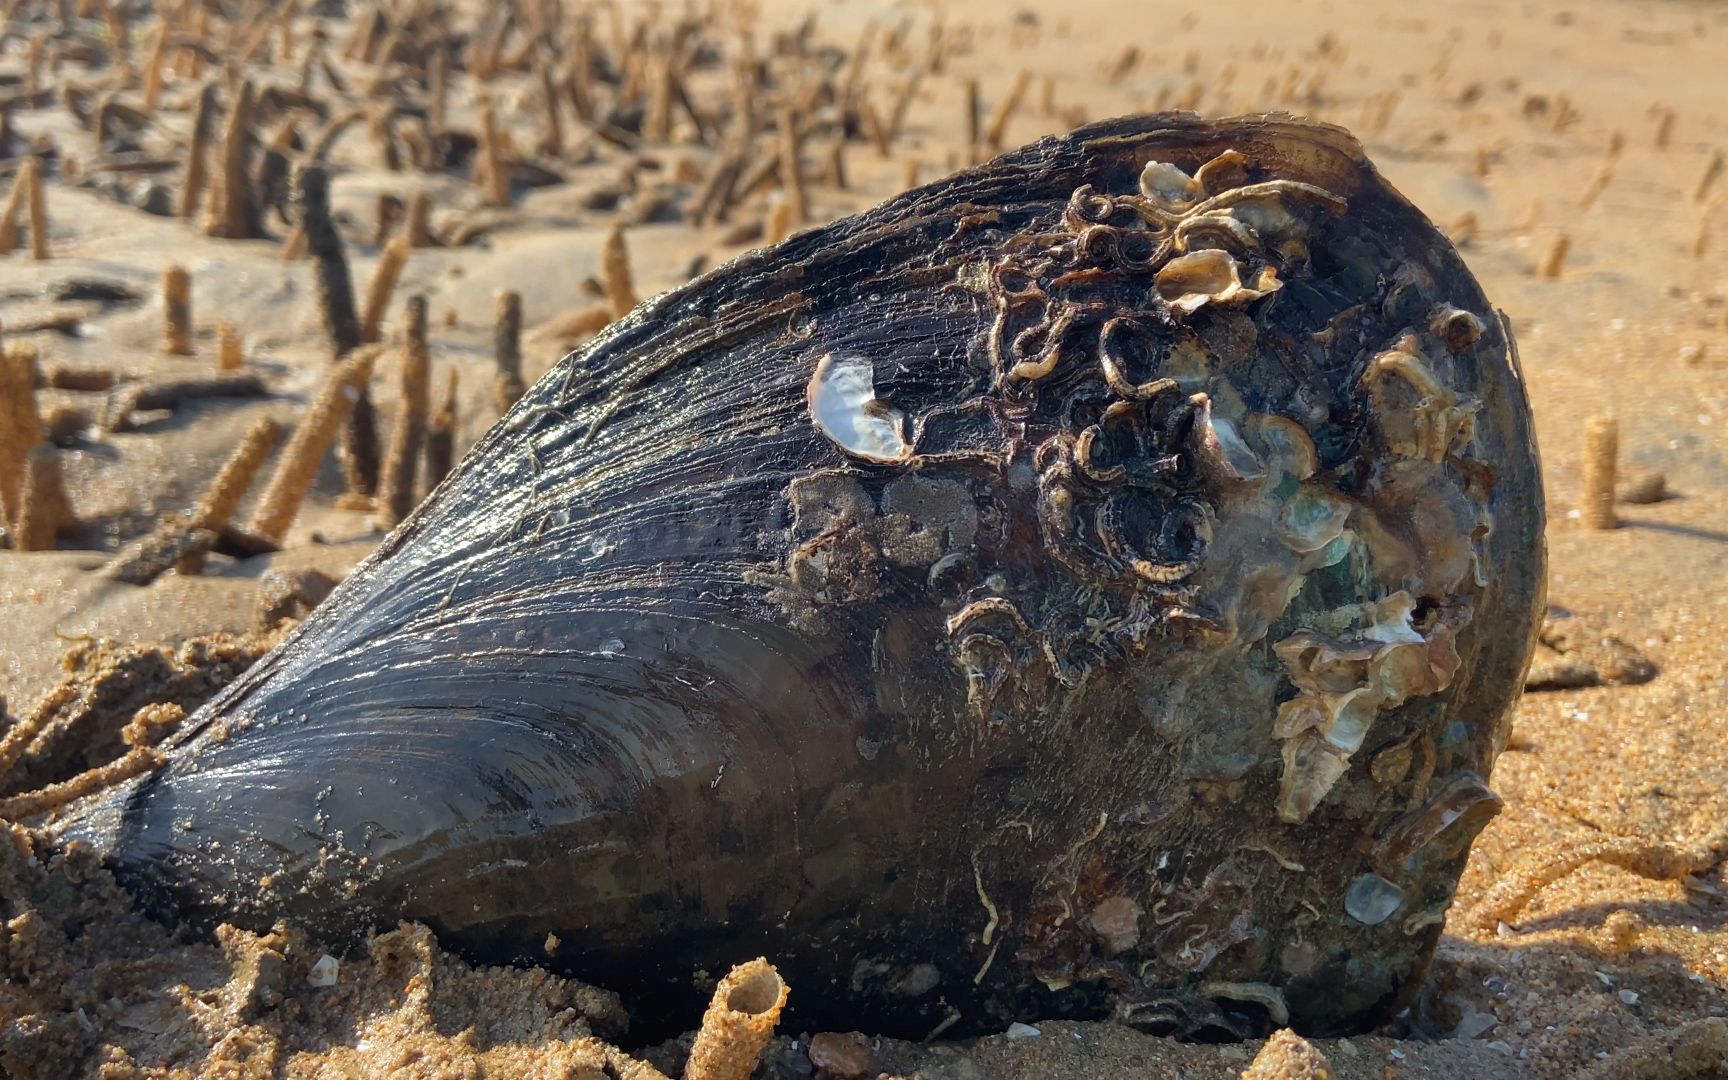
left=62, top=114, right=1544, bottom=1041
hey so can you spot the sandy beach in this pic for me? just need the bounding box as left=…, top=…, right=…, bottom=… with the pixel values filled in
left=1, top=0, right=1726, bottom=1076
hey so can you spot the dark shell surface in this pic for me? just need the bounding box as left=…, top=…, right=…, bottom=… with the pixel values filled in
left=62, top=114, right=1545, bottom=1042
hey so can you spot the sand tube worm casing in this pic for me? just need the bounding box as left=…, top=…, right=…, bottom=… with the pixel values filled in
left=60, top=115, right=1544, bottom=1041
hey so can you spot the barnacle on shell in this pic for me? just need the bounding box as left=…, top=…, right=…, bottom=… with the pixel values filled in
left=1155, top=249, right=1283, bottom=313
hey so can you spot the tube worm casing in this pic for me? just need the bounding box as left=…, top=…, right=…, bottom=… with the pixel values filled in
left=217, top=323, right=243, bottom=370
left=24, top=154, right=47, bottom=260
left=601, top=223, right=637, bottom=317
left=420, top=367, right=456, bottom=498
left=0, top=343, right=42, bottom=532
left=195, top=416, right=282, bottom=534
left=162, top=266, right=194, bottom=355
left=15, top=443, right=71, bottom=550
left=360, top=237, right=410, bottom=345
left=684, top=959, right=788, bottom=1080
left=248, top=347, right=380, bottom=541
left=493, top=290, right=524, bottom=412
left=177, top=81, right=221, bottom=220
left=377, top=296, right=430, bottom=530
left=1581, top=416, right=1618, bottom=530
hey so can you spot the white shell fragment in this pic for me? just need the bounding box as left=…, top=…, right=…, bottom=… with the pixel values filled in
left=806, top=352, right=913, bottom=463
left=307, top=954, right=340, bottom=987
left=1343, top=873, right=1405, bottom=926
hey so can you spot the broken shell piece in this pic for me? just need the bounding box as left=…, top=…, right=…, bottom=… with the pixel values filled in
left=1155, top=249, right=1282, bottom=314
left=1372, top=775, right=1503, bottom=876
left=1369, top=734, right=1418, bottom=786
left=807, top=353, right=913, bottom=463
left=1138, top=160, right=1201, bottom=210
left=307, top=954, right=339, bottom=987
left=1191, top=395, right=1266, bottom=485
left=1343, top=872, right=1404, bottom=925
